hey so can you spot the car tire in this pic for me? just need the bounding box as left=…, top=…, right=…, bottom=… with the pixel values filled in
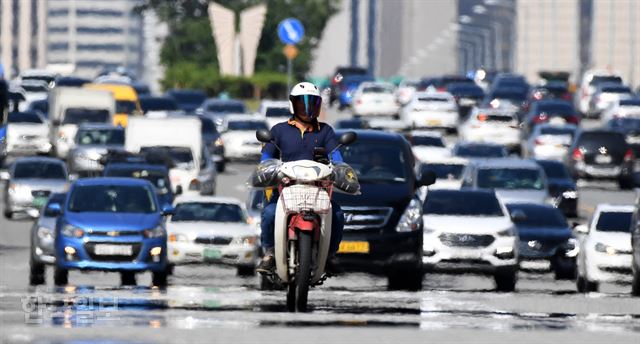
left=632, top=268, right=640, bottom=297
left=554, top=266, right=577, bottom=280
left=216, top=161, right=226, bottom=173
left=237, top=265, right=256, bottom=277
left=120, top=272, right=137, bottom=286
left=166, top=263, right=175, bottom=276
left=29, top=257, right=45, bottom=286
left=3, top=209, right=12, bottom=219
left=494, top=270, right=517, bottom=292
left=576, top=275, right=587, bottom=293
left=152, top=270, right=168, bottom=288
left=618, top=178, right=634, bottom=190
left=53, top=266, right=68, bottom=286
left=387, top=267, right=423, bottom=291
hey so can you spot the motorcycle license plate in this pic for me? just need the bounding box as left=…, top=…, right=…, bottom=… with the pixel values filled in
left=94, top=244, right=132, bottom=256
left=203, top=248, right=222, bottom=259
left=338, top=241, right=369, bottom=254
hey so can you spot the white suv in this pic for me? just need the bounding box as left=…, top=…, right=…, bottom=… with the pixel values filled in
left=422, top=189, right=519, bottom=291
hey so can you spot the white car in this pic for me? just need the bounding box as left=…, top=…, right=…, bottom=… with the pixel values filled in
left=522, top=124, right=577, bottom=161
left=575, top=69, right=622, bottom=115
left=401, top=91, right=459, bottom=131
left=588, top=84, right=633, bottom=117
left=5, top=111, right=52, bottom=156
left=422, top=189, right=519, bottom=291
left=396, top=79, right=420, bottom=105
left=600, top=98, right=640, bottom=124
left=167, top=195, right=260, bottom=275
left=19, top=80, right=49, bottom=110
left=352, top=82, right=399, bottom=117
left=257, top=99, right=291, bottom=128
left=220, top=115, right=269, bottom=160
left=458, top=108, right=520, bottom=151
left=417, top=156, right=468, bottom=190
left=408, top=130, right=450, bottom=161
left=576, top=204, right=634, bottom=292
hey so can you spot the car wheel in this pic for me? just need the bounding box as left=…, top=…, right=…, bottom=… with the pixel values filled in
left=3, top=209, right=12, bottom=219
left=237, top=265, right=256, bottom=277
left=152, top=270, right=168, bottom=288
left=632, top=266, right=640, bottom=297
left=29, top=257, right=45, bottom=286
left=494, top=270, right=517, bottom=292
left=554, top=265, right=577, bottom=280
left=216, top=161, right=226, bottom=173
left=576, top=274, right=587, bottom=293
left=618, top=178, right=634, bottom=190
left=166, top=264, right=175, bottom=276
left=53, top=266, right=68, bottom=286
left=387, top=267, right=423, bottom=291
left=120, top=272, right=137, bottom=286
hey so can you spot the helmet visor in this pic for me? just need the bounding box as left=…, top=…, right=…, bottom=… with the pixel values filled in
left=290, top=94, right=322, bottom=121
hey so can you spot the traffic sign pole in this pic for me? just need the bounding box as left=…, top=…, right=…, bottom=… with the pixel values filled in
left=278, top=18, right=304, bottom=91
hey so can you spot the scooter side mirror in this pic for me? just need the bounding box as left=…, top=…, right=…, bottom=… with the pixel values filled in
left=339, top=131, right=357, bottom=146
left=256, top=129, right=273, bottom=143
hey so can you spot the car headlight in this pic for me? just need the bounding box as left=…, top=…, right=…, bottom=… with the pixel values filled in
left=168, top=233, right=188, bottom=242
left=594, top=242, right=616, bottom=255
left=562, top=190, right=577, bottom=199
left=8, top=184, right=30, bottom=197
left=396, top=197, right=423, bottom=232
left=496, top=227, right=515, bottom=237
left=565, top=238, right=579, bottom=257
left=36, top=226, right=53, bottom=240
left=233, top=235, right=257, bottom=245
left=61, top=224, right=84, bottom=238
left=143, top=226, right=166, bottom=238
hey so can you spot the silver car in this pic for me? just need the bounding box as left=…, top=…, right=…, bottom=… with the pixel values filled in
left=461, top=158, right=551, bottom=205
left=67, top=124, right=125, bottom=177
left=1, top=157, right=69, bottom=219
left=29, top=192, right=66, bottom=285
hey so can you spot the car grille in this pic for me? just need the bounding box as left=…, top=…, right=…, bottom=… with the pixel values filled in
left=439, top=233, right=495, bottom=247
left=89, top=230, right=142, bottom=237
left=341, top=207, right=393, bottom=231
left=21, top=135, right=39, bottom=141
left=85, top=243, right=142, bottom=262
left=195, top=236, right=233, bottom=245
left=31, top=190, right=51, bottom=198
left=518, top=240, right=563, bottom=255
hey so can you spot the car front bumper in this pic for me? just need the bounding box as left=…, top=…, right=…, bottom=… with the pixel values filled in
left=585, top=251, right=633, bottom=283
left=168, top=241, right=259, bottom=266
left=405, top=111, right=459, bottom=129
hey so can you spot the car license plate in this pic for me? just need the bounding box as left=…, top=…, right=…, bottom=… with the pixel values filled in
left=549, top=117, right=566, bottom=125
left=338, top=241, right=369, bottom=254
left=203, top=248, right=222, bottom=259
left=425, top=119, right=441, bottom=126
left=520, top=260, right=551, bottom=270
left=32, top=197, right=47, bottom=208
left=94, top=244, right=132, bottom=256
left=595, top=155, right=612, bottom=164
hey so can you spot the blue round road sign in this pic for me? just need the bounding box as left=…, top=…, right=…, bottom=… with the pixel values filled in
left=277, top=18, right=305, bottom=45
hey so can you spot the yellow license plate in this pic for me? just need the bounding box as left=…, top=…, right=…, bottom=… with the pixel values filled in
left=338, top=241, right=370, bottom=254
left=426, top=119, right=441, bottom=125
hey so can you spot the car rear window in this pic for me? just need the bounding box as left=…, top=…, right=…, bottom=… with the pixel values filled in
left=227, top=120, right=268, bottom=131
left=8, top=112, right=43, bottom=123
left=596, top=211, right=633, bottom=232
left=454, top=145, right=507, bottom=158
left=63, top=108, right=109, bottom=124
left=207, top=104, right=246, bottom=113
left=422, top=163, right=465, bottom=179
left=507, top=204, right=567, bottom=228
left=411, top=136, right=445, bottom=147
left=577, top=132, right=627, bottom=151
left=590, top=76, right=622, bottom=85
left=77, top=128, right=124, bottom=145
left=172, top=202, right=245, bottom=222
left=14, top=162, right=66, bottom=179
left=535, top=103, right=574, bottom=115
left=477, top=167, right=545, bottom=190
left=539, top=127, right=576, bottom=136
left=265, top=107, right=290, bottom=117
left=424, top=191, right=504, bottom=217
left=601, top=86, right=631, bottom=93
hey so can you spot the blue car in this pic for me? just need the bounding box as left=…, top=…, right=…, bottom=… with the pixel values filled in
left=103, top=162, right=175, bottom=208
left=338, top=75, right=375, bottom=110
left=49, top=178, right=173, bottom=286
left=506, top=203, right=578, bottom=280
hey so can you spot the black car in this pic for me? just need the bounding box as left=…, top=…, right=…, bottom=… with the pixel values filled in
left=527, top=81, right=572, bottom=106
left=507, top=203, right=577, bottom=280
left=165, top=89, right=207, bottom=113
left=605, top=116, right=640, bottom=156
left=139, top=95, right=180, bottom=114
left=333, top=130, right=435, bottom=290
left=452, top=142, right=509, bottom=159
left=565, top=129, right=635, bottom=189
left=446, top=82, right=485, bottom=118
left=328, top=66, right=368, bottom=105
left=523, top=99, right=580, bottom=134
left=535, top=159, right=578, bottom=218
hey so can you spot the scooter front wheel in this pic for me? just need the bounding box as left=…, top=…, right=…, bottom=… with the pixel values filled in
left=295, top=231, right=313, bottom=312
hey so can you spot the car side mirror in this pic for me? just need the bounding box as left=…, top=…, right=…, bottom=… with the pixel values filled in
left=68, top=174, right=78, bottom=182
left=256, top=129, right=273, bottom=143
left=161, top=204, right=175, bottom=216
left=510, top=210, right=527, bottom=223
left=175, top=185, right=183, bottom=196
left=45, top=203, right=62, bottom=217
left=0, top=171, right=9, bottom=181
left=338, top=131, right=357, bottom=146
left=417, top=169, right=437, bottom=187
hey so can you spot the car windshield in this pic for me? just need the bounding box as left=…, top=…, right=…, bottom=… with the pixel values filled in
left=411, top=136, right=445, bottom=147
left=172, top=202, right=245, bottom=222
left=607, top=118, right=640, bottom=132
left=535, top=103, right=574, bottom=115
left=507, top=205, right=567, bottom=228
left=140, top=98, right=178, bottom=112
left=14, top=162, right=66, bottom=179
left=63, top=108, right=109, bottom=124
left=77, top=129, right=124, bottom=145
left=423, top=163, right=465, bottom=179
left=591, top=76, right=622, bottom=85
left=455, top=145, right=507, bottom=158
left=477, top=168, right=544, bottom=190
left=578, top=132, right=626, bottom=152
left=68, top=184, right=157, bottom=213
left=115, top=100, right=137, bottom=115
left=7, top=112, right=42, bottom=123
left=105, top=168, right=170, bottom=195
left=265, top=107, right=290, bottom=117
left=227, top=120, right=268, bottom=131
left=340, top=141, right=409, bottom=182
left=490, top=92, right=527, bottom=102
left=601, top=86, right=631, bottom=93
left=206, top=103, right=245, bottom=113
left=596, top=211, right=633, bottom=233
left=538, top=162, right=570, bottom=179
left=538, top=127, right=576, bottom=136
left=424, top=191, right=504, bottom=217
left=363, top=85, right=393, bottom=93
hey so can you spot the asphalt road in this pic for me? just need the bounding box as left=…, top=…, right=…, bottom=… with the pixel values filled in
left=1, top=115, right=640, bottom=343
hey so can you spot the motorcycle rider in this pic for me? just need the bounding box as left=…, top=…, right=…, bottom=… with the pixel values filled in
left=256, top=82, right=345, bottom=274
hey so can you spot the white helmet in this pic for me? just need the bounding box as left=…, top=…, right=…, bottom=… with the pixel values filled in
left=289, top=82, right=322, bottom=123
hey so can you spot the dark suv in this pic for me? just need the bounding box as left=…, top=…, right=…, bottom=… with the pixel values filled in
left=334, top=130, right=434, bottom=290
left=565, top=129, right=635, bottom=190
left=329, top=66, right=368, bottom=105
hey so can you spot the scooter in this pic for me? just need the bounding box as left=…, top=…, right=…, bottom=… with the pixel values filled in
left=252, top=129, right=359, bottom=312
